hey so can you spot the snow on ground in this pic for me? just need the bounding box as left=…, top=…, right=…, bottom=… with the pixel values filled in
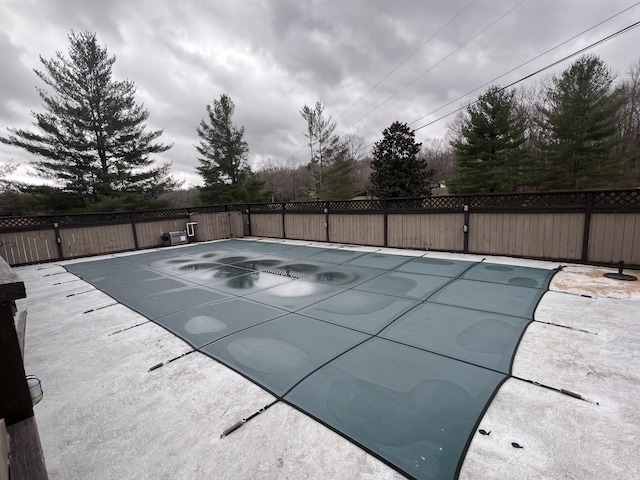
left=15, top=239, right=640, bottom=480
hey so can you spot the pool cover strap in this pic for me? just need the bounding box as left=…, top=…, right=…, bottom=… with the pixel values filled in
left=220, top=400, right=279, bottom=438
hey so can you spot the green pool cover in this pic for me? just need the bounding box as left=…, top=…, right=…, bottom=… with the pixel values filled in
left=65, top=240, right=556, bottom=480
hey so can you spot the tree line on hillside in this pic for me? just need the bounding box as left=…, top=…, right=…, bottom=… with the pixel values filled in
left=1, top=31, right=638, bottom=216
left=259, top=54, right=640, bottom=200
left=448, top=54, right=639, bottom=193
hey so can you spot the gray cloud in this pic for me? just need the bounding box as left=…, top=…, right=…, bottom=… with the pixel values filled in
left=0, top=31, right=37, bottom=122
left=1, top=0, right=639, bottom=186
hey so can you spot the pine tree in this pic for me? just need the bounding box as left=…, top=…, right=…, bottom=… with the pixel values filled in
left=300, top=101, right=354, bottom=200
left=537, top=55, right=626, bottom=190
left=323, top=146, right=355, bottom=200
left=449, top=86, right=529, bottom=194
left=369, top=121, right=434, bottom=198
left=196, top=94, right=268, bottom=203
left=0, top=31, right=176, bottom=211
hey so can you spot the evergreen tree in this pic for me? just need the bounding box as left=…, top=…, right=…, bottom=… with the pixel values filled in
left=0, top=31, right=176, bottom=211
left=537, top=55, right=626, bottom=190
left=323, top=146, right=355, bottom=200
left=196, top=94, right=269, bottom=203
left=449, top=86, right=529, bottom=194
left=300, top=101, right=355, bottom=200
left=369, top=121, right=434, bottom=198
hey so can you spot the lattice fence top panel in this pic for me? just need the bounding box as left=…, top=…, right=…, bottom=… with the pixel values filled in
left=1, top=189, right=638, bottom=233
left=593, top=189, right=640, bottom=208
left=465, top=191, right=588, bottom=209
left=285, top=201, right=325, bottom=212
left=133, top=209, right=190, bottom=221
left=386, top=196, right=467, bottom=210
left=328, top=199, right=383, bottom=211
left=192, top=205, right=236, bottom=213
left=0, top=215, right=56, bottom=230
left=57, top=213, right=130, bottom=226
left=248, top=203, right=284, bottom=212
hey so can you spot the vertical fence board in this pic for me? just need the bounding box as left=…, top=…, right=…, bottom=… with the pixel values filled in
left=221, top=213, right=232, bottom=238
left=633, top=215, right=640, bottom=264
left=135, top=220, right=187, bottom=249
left=506, top=214, right=516, bottom=255
left=514, top=214, right=523, bottom=256
left=229, top=212, right=244, bottom=238
left=480, top=213, right=489, bottom=253
left=559, top=214, right=570, bottom=258
left=251, top=214, right=283, bottom=238
left=533, top=214, right=547, bottom=258
left=61, top=224, right=136, bottom=258
left=561, top=214, right=572, bottom=258
left=481, top=213, right=489, bottom=253
left=469, top=213, right=583, bottom=260
left=328, top=214, right=384, bottom=246
left=620, top=214, right=636, bottom=262
left=567, top=214, right=580, bottom=259
left=541, top=214, right=554, bottom=258
left=548, top=214, right=560, bottom=259
left=446, top=214, right=462, bottom=251
left=610, top=215, right=626, bottom=264
left=469, top=213, right=482, bottom=253
left=190, top=213, right=221, bottom=241
left=284, top=214, right=325, bottom=241
left=588, top=214, right=601, bottom=262
left=589, top=213, right=640, bottom=265
left=387, top=214, right=464, bottom=250
left=0, top=230, right=58, bottom=265
left=600, top=215, right=617, bottom=263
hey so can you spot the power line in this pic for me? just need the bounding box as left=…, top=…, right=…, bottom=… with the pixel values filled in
left=285, top=1, right=477, bottom=165
left=408, top=1, right=640, bottom=127
left=334, top=0, right=477, bottom=122
left=337, top=0, right=528, bottom=137
left=279, top=1, right=479, bottom=165
left=412, top=19, right=640, bottom=133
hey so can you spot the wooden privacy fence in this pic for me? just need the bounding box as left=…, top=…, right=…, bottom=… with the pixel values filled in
left=0, top=189, right=638, bottom=267
left=245, top=189, right=640, bottom=267
left=0, top=206, right=245, bottom=266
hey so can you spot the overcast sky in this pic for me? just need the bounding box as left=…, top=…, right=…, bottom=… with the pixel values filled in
left=1, top=0, right=639, bottom=187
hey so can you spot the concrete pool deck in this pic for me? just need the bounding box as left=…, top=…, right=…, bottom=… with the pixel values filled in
left=15, top=238, right=640, bottom=479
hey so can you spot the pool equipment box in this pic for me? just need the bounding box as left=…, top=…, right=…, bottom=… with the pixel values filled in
left=162, top=231, right=188, bottom=246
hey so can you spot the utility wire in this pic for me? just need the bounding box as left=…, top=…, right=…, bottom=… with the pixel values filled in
left=287, top=1, right=477, bottom=166
left=409, top=1, right=640, bottom=127
left=334, top=0, right=477, bottom=122
left=413, top=19, right=640, bottom=132
left=337, top=0, right=528, bottom=137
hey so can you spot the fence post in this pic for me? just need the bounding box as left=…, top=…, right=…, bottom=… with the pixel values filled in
left=224, top=205, right=232, bottom=239
left=383, top=199, right=388, bottom=248
left=281, top=203, right=286, bottom=239
left=324, top=202, right=330, bottom=242
left=463, top=205, right=470, bottom=254
left=246, top=205, right=252, bottom=236
left=130, top=212, right=140, bottom=250
left=581, top=191, right=593, bottom=262
left=53, top=218, right=64, bottom=260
